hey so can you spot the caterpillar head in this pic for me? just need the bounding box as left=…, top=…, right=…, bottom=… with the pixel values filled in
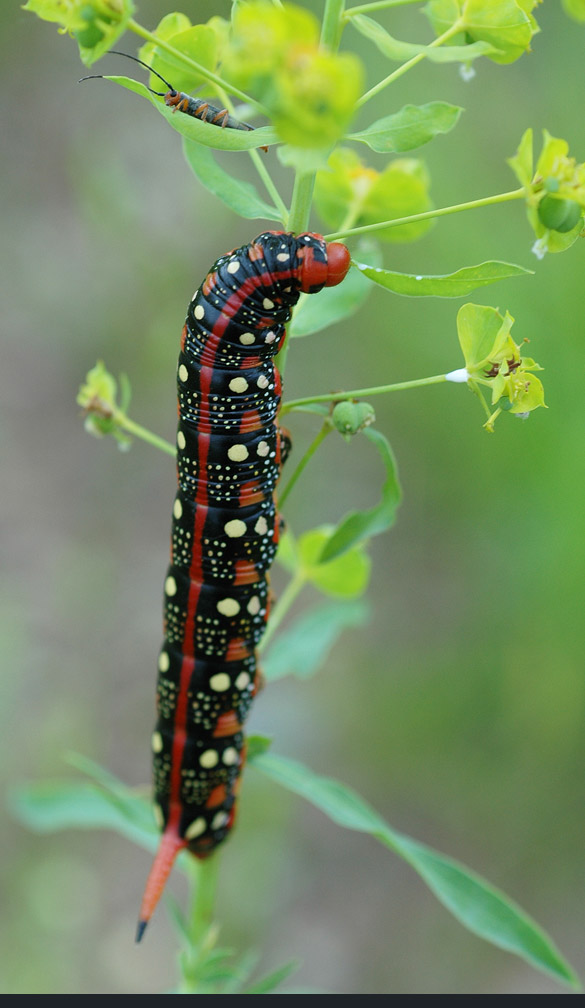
left=297, top=234, right=351, bottom=293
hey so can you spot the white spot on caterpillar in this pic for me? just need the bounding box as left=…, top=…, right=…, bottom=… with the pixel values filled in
left=178, top=364, right=189, bottom=383
left=185, top=817, right=206, bottom=839
left=227, top=260, right=240, bottom=274
left=235, top=671, right=251, bottom=690
left=158, top=650, right=170, bottom=672
left=217, top=597, right=240, bottom=617
left=222, top=747, right=239, bottom=765
left=153, top=803, right=164, bottom=829
left=257, top=375, right=269, bottom=389
left=200, top=749, right=219, bottom=769
left=229, top=377, right=248, bottom=393
left=247, top=596, right=261, bottom=615
left=228, top=444, right=249, bottom=462
left=239, top=332, right=255, bottom=345
left=263, top=297, right=274, bottom=309
left=254, top=516, right=268, bottom=535
left=264, top=331, right=276, bottom=343
left=151, top=731, right=163, bottom=753
left=224, top=519, right=247, bottom=538
left=209, top=672, right=231, bottom=692
left=257, top=441, right=269, bottom=457
left=173, top=498, right=183, bottom=520
left=194, top=305, right=205, bottom=319
left=276, top=252, right=289, bottom=262
left=177, top=430, right=186, bottom=450
left=211, top=811, right=229, bottom=830
left=165, top=576, right=177, bottom=597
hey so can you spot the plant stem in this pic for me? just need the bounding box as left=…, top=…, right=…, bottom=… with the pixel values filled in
left=249, top=148, right=289, bottom=222
left=259, top=570, right=307, bottom=653
left=179, top=855, right=221, bottom=993
left=128, top=18, right=267, bottom=113
left=345, top=0, right=421, bottom=16
left=321, top=0, right=347, bottom=49
left=281, top=373, right=448, bottom=414
left=278, top=420, right=333, bottom=509
left=356, top=21, right=464, bottom=106
left=324, top=187, right=526, bottom=241
left=113, top=410, right=176, bottom=456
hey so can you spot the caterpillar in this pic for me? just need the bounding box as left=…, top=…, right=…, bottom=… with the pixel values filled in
left=80, top=52, right=266, bottom=147
left=136, top=231, right=351, bottom=941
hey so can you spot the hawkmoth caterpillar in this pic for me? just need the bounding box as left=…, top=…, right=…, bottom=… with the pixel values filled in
left=137, top=231, right=351, bottom=940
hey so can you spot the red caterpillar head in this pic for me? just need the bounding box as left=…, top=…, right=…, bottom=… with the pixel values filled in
left=297, top=234, right=351, bottom=293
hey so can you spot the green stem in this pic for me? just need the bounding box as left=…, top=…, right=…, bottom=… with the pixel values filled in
left=324, top=187, right=526, bottom=241
left=345, top=0, right=421, bottom=16
left=179, top=856, right=221, bottom=993
left=278, top=420, right=334, bottom=509
left=113, top=410, right=176, bottom=456
left=248, top=148, right=289, bottom=222
left=356, top=21, right=464, bottom=106
left=321, top=0, right=347, bottom=49
left=128, top=18, right=267, bottom=113
left=259, top=570, right=307, bottom=654
left=281, top=373, right=448, bottom=414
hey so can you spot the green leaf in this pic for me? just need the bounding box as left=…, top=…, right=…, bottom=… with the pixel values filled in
left=182, top=139, right=281, bottom=220
left=262, top=599, right=370, bottom=682
left=245, top=960, right=301, bottom=994
left=351, top=13, right=495, bottom=62
left=290, top=240, right=382, bottom=338
left=319, top=428, right=401, bottom=563
left=276, top=146, right=331, bottom=173
left=348, top=102, right=462, bottom=154
left=246, top=734, right=273, bottom=759
left=563, top=0, right=585, bottom=21
left=138, top=23, right=220, bottom=95
left=251, top=752, right=581, bottom=990
left=425, top=0, right=538, bottom=65
left=352, top=259, right=533, bottom=298
left=297, top=527, right=371, bottom=598
left=108, top=77, right=276, bottom=151
left=8, top=779, right=158, bottom=852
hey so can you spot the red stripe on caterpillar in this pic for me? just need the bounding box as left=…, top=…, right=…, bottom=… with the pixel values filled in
left=137, top=232, right=350, bottom=941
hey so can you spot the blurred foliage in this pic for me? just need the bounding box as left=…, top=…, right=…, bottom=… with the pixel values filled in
left=3, top=0, right=585, bottom=995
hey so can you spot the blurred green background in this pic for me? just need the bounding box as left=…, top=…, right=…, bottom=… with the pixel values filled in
left=2, top=0, right=584, bottom=994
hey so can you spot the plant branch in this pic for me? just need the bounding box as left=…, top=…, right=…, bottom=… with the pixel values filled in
left=281, top=373, right=448, bottom=413
left=324, top=188, right=526, bottom=241
left=278, top=420, right=334, bottom=509
left=355, top=21, right=464, bottom=106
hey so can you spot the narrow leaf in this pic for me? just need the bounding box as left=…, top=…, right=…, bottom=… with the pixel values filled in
left=290, top=240, right=382, bottom=337
left=8, top=780, right=158, bottom=852
left=353, top=260, right=533, bottom=298
left=351, top=14, right=496, bottom=63
left=182, top=139, right=281, bottom=220
left=262, top=599, right=370, bottom=682
left=251, top=752, right=580, bottom=990
left=348, top=102, right=462, bottom=154
left=319, top=428, right=401, bottom=563
left=245, top=959, right=301, bottom=994
left=108, top=77, right=276, bottom=151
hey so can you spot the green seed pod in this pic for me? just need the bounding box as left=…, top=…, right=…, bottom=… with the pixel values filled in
left=538, top=194, right=582, bottom=233
left=332, top=400, right=375, bottom=438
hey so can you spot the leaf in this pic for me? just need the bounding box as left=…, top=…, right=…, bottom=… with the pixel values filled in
left=262, top=599, right=370, bottom=682
left=348, top=102, right=462, bottom=154
left=107, top=77, right=276, bottom=151
left=319, top=428, right=401, bottom=563
left=245, top=959, right=301, bottom=994
left=8, top=779, right=159, bottom=853
left=351, top=14, right=496, bottom=62
left=182, top=139, right=281, bottom=220
left=353, top=260, right=533, bottom=297
left=250, top=752, right=581, bottom=990
left=297, top=527, right=371, bottom=598
left=290, top=240, right=382, bottom=338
